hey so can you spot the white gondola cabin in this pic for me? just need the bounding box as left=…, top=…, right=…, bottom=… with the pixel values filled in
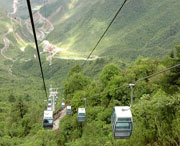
left=111, top=106, right=133, bottom=138
left=66, top=106, right=72, bottom=115
left=77, top=108, right=86, bottom=122
left=48, top=102, right=51, bottom=106
left=48, top=99, right=51, bottom=104
left=55, top=98, right=57, bottom=105
left=47, top=103, right=52, bottom=111
left=49, top=95, right=52, bottom=99
left=47, top=106, right=52, bottom=111
left=61, top=102, right=65, bottom=109
left=43, top=110, right=53, bottom=129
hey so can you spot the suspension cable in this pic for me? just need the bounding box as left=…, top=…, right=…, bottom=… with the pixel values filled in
left=131, top=63, right=180, bottom=84
left=65, top=63, right=180, bottom=105
left=82, top=0, right=128, bottom=67
left=86, top=63, right=180, bottom=99
left=26, top=0, right=48, bottom=99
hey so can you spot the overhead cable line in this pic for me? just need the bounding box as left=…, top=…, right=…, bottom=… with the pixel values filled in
left=26, top=0, right=48, bottom=99
left=82, top=0, right=128, bottom=66
left=65, top=63, right=180, bottom=103
left=86, top=63, right=180, bottom=99
left=131, top=63, right=180, bottom=84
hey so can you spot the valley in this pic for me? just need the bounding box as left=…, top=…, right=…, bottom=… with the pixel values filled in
left=2, top=0, right=180, bottom=71
left=0, top=0, right=179, bottom=145
left=25, top=11, right=54, bottom=41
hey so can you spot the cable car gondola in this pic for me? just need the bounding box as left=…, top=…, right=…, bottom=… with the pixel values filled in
left=61, top=102, right=65, bottom=109
left=111, top=106, right=133, bottom=138
left=77, top=108, right=86, bottom=122
left=55, top=98, right=57, bottom=105
left=111, top=84, right=134, bottom=139
left=66, top=106, right=72, bottom=115
left=48, top=98, right=51, bottom=104
left=47, top=104, right=52, bottom=111
left=43, top=110, right=53, bottom=129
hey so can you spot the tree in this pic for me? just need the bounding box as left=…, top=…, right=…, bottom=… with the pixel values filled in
left=132, top=90, right=180, bottom=145
left=64, top=73, right=90, bottom=99
left=32, top=130, right=58, bottom=146
left=10, top=97, right=28, bottom=121
left=162, top=45, right=180, bottom=93
left=68, top=65, right=82, bottom=77
left=100, top=64, right=120, bottom=86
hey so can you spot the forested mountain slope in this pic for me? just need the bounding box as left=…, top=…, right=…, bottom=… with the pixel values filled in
left=0, top=0, right=180, bottom=145
left=45, top=0, right=180, bottom=60
left=1, top=0, right=180, bottom=63
left=0, top=45, right=179, bottom=146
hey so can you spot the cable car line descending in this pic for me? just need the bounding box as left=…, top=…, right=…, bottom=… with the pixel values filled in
left=61, top=63, right=180, bottom=138
left=41, top=63, right=180, bottom=134
left=25, top=0, right=180, bottom=139
left=43, top=86, right=59, bottom=129
left=26, top=0, right=48, bottom=99
left=82, top=0, right=128, bottom=67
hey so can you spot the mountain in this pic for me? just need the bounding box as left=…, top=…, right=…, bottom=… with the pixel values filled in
left=1, top=0, right=180, bottom=63
left=0, top=0, right=180, bottom=145
left=44, top=0, right=180, bottom=60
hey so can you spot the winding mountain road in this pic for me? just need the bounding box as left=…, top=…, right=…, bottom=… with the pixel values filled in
left=25, top=11, right=54, bottom=41
left=1, top=0, right=100, bottom=69
left=1, top=33, right=12, bottom=61
left=0, top=0, right=18, bottom=75
left=1, top=33, right=16, bottom=74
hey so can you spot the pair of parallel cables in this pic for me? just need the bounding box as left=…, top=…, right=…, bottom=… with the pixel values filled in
left=25, top=0, right=128, bottom=100
left=26, top=0, right=180, bottom=101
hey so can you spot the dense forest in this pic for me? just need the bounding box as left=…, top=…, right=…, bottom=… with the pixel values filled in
left=0, top=46, right=179, bottom=145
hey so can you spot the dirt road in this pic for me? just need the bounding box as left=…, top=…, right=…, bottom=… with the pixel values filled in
left=53, top=108, right=66, bottom=130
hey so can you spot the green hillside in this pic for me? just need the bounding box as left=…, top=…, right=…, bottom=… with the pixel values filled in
left=0, top=10, right=10, bottom=47
left=0, top=46, right=179, bottom=146
left=46, top=0, right=180, bottom=60
left=0, top=0, right=180, bottom=145
left=0, top=9, right=12, bottom=76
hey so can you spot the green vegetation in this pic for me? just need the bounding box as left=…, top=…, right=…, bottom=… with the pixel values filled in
left=0, top=46, right=179, bottom=145
left=0, top=0, right=180, bottom=145
left=0, top=9, right=10, bottom=46
left=56, top=46, right=180, bottom=146
left=46, top=0, right=180, bottom=60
